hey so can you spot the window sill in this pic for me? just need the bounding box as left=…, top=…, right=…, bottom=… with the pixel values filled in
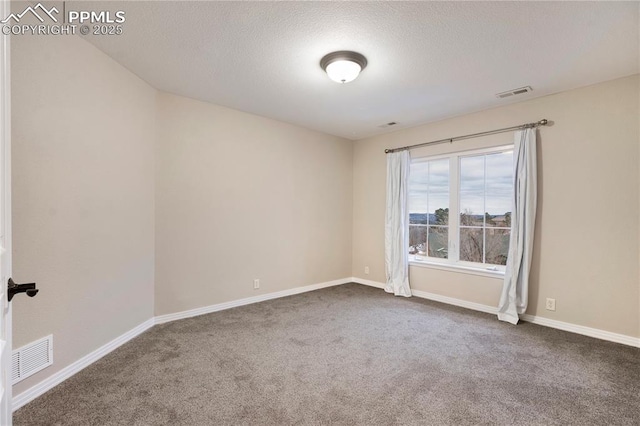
left=409, top=258, right=505, bottom=279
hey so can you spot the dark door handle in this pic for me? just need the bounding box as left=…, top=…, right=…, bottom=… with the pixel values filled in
left=8, top=278, right=39, bottom=302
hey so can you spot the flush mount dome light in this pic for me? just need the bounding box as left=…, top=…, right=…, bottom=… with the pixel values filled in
left=320, top=51, right=367, bottom=83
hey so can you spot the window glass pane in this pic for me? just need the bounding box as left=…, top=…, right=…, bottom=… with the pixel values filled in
left=460, top=228, right=483, bottom=263
left=460, top=210, right=483, bottom=227
left=428, top=159, right=449, bottom=192
left=429, top=194, right=449, bottom=225
left=485, top=151, right=513, bottom=227
left=428, top=226, right=448, bottom=258
left=428, top=159, right=449, bottom=225
left=486, top=228, right=510, bottom=265
left=409, top=162, right=429, bottom=224
left=459, top=155, right=484, bottom=226
left=409, top=225, right=428, bottom=256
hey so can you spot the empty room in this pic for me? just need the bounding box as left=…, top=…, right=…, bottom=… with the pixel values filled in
left=0, top=0, right=638, bottom=425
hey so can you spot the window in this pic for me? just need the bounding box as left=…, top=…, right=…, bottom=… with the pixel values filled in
left=409, top=145, right=513, bottom=271
left=408, top=158, right=449, bottom=259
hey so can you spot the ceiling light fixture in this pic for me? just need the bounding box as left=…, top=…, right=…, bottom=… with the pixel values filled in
left=320, top=51, right=367, bottom=84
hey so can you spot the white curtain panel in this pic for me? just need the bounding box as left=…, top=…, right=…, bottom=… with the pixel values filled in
left=384, top=150, right=412, bottom=297
left=498, top=128, right=538, bottom=324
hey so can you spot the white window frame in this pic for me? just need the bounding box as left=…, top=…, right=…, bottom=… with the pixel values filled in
left=409, top=144, right=514, bottom=277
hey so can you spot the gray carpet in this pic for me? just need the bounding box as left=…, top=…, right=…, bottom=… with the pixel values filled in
left=13, top=284, right=640, bottom=425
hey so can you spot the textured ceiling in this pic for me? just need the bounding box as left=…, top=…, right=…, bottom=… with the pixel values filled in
left=81, top=1, right=639, bottom=140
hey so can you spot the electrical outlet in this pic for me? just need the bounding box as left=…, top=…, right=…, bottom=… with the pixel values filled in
left=253, top=279, right=260, bottom=290
left=364, top=266, right=370, bottom=275
left=545, top=298, right=556, bottom=311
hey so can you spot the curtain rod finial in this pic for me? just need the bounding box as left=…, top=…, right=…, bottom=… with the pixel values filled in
left=538, top=119, right=548, bottom=126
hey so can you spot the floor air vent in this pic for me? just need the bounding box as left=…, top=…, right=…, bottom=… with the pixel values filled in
left=12, top=335, right=53, bottom=384
left=495, top=86, right=533, bottom=99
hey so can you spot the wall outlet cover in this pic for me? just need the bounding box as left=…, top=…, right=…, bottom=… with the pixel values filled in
left=545, top=298, right=556, bottom=311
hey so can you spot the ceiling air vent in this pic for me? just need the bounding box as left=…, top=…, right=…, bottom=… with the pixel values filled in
left=495, top=86, right=533, bottom=99
left=378, top=122, right=398, bottom=128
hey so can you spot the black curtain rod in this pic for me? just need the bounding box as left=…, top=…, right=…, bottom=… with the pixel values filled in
left=384, top=119, right=549, bottom=154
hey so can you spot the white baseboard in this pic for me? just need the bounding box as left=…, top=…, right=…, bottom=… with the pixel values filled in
left=12, top=277, right=639, bottom=411
left=154, top=278, right=351, bottom=325
left=350, top=277, right=384, bottom=289
left=519, top=314, right=640, bottom=347
left=351, top=276, right=496, bottom=315
left=350, top=277, right=640, bottom=348
left=411, top=288, right=499, bottom=315
left=12, top=318, right=155, bottom=411
left=12, top=278, right=350, bottom=411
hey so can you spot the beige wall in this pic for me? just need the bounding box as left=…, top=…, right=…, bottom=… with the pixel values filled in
left=353, top=75, right=640, bottom=338
left=11, top=35, right=156, bottom=394
left=9, top=29, right=638, bottom=402
left=154, top=93, right=353, bottom=315
left=10, top=33, right=352, bottom=397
